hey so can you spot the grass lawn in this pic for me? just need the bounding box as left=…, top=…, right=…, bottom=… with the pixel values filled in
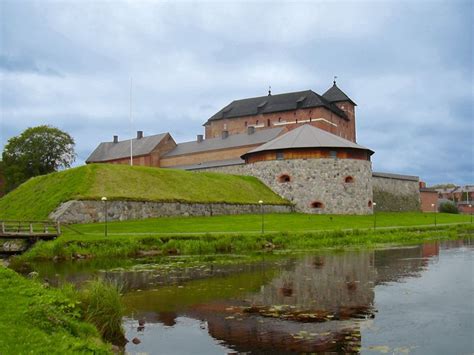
left=0, top=267, right=111, bottom=354
left=0, top=164, right=288, bottom=220
left=69, top=212, right=472, bottom=236
left=15, top=212, right=472, bottom=262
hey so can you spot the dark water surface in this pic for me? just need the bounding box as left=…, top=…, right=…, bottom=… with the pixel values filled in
left=27, top=240, right=474, bottom=354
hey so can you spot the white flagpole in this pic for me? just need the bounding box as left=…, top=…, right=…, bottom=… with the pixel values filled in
left=130, top=77, right=133, bottom=166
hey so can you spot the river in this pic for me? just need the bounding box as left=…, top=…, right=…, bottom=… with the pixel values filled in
left=23, top=239, right=474, bottom=354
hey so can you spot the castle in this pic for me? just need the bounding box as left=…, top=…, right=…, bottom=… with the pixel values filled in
left=87, top=81, right=421, bottom=214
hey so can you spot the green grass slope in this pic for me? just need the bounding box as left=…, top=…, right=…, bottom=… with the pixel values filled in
left=0, top=164, right=289, bottom=220
left=0, top=267, right=111, bottom=354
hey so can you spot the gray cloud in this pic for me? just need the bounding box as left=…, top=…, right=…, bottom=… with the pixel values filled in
left=0, top=0, right=472, bottom=185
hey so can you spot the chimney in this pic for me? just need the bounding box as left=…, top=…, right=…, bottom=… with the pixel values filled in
left=113, top=135, right=118, bottom=143
left=247, top=126, right=255, bottom=135
left=222, top=130, right=229, bottom=139
left=137, top=131, right=143, bottom=139
left=197, top=134, right=203, bottom=143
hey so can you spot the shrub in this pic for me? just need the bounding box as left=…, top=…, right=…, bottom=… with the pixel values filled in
left=79, top=279, right=125, bottom=344
left=439, top=201, right=459, bottom=214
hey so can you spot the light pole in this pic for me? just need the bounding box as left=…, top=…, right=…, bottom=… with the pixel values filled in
left=101, top=197, right=108, bottom=237
left=431, top=203, right=437, bottom=226
left=258, top=200, right=264, bottom=234
left=373, top=202, right=377, bottom=230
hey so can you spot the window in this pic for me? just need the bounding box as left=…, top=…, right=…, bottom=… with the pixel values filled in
left=278, top=174, right=291, bottom=183
left=278, top=117, right=282, bottom=122
left=276, top=152, right=284, bottom=160
left=244, top=121, right=248, bottom=127
left=311, top=201, right=324, bottom=209
left=330, top=151, right=337, bottom=158
left=267, top=119, right=271, bottom=127
left=344, top=176, right=354, bottom=183
left=368, top=200, right=372, bottom=208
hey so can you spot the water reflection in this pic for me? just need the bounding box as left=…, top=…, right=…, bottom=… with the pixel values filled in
left=120, top=241, right=472, bottom=353
left=21, top=239, right=473, bottom=353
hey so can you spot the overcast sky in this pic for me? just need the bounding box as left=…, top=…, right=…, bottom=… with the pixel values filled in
left=0, top=0, right=472, bottom=185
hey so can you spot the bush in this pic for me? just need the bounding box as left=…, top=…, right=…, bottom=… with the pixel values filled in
left=439, top=201, right=459, bottom=214
left=79, top=279, right=125, bottom=344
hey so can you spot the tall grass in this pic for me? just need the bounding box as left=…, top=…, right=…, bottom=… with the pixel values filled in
left=79, top=280, right=125, bottom=344
left=15, top=224, right=473, bottom=263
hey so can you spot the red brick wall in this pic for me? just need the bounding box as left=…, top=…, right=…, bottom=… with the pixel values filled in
left=458, top=204, right=474, bottom=215
left=205, top=105, right=356, bottom=142
left=420, top=191, right=438, bottom=212
left=245, top=148, right=370, bottom=164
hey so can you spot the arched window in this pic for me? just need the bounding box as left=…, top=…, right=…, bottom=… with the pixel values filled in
left=278, top=174, right=291, bottom=183
left=244, top=121, right=248, bottom=127
left=368, top=200, right=372, bottom=208
left=345, top=176, right=354, bottom=183
left=267, top=119, right=271, bottom=127
left=256, top=120, right=259, bottom=125
left=278, top=117, right=282, bottom=122
left=310, top=201, right=324, bottom=209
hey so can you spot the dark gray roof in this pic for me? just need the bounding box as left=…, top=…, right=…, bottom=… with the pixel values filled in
left=242, top=124, right=373, bottom=157
left=207, top=90, right=348, bottom=123
left=86, top=133, right=168, bottom=162
left=372, top=172, right=419, bottom=182
left=163, top=127, right=285, bottom=157
left=322, top=83, right=357, bottom=105
left=170, top=158, right=245, bottom=171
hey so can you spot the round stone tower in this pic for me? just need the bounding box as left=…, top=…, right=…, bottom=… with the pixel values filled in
left=241, top=124, right=374, bottom=214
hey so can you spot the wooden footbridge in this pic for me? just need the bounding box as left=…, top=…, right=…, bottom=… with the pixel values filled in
left=0, top=221, right=61, bottom=253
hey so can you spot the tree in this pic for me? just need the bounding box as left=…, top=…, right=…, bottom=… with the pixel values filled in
left=2, top=125, right=76, bottom=192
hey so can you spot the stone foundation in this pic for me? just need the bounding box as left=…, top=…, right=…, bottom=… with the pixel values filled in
left=49, top=200, right=293, bottom=224
left=199, top=158, right=373, bottom=215
left=0, top=239, right=29, bottom=253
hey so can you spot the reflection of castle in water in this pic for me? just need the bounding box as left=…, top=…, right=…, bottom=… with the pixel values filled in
left=184, top=243, right=440, bottom=353
left=112, top=243, right=443, bottom=353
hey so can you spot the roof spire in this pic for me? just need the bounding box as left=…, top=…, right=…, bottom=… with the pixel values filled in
left=268, top=85, right=272, bottom=96
left=333, top=76, right=338, bottom=85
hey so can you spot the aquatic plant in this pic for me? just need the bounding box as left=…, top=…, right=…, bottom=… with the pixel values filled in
left=78, top=279, right=125, bottom=344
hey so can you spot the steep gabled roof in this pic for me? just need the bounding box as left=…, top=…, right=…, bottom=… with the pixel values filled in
left=322, top=82, right=357, bottom=106
left=242, top=124, right=372, bottom=158
left=206, top=90, right=348, bottom=123
left=86, top=133, right=169, bottom=162
left=163, top=127, right=285, bottom=157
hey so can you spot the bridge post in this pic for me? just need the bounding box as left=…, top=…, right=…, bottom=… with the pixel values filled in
left=30, top=223, right=34, bottom=234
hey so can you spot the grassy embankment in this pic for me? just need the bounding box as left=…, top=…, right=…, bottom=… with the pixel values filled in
left=0, top=164, right=289, bottom=220
left=17, top=212, right=472, bottom=262
left=0, top=266, right=124, bottom=354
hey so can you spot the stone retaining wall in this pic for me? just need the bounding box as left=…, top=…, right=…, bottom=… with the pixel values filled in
left=199, top=158, right=373, bottom=215
left=49, top=200, right=293, bottom=224
left=0, top=239, right=29, bottom=253
left=372, top=174, right=420, bottom=212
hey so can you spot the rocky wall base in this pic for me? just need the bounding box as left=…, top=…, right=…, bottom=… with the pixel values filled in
left=49, top=200, right=294, bottom=224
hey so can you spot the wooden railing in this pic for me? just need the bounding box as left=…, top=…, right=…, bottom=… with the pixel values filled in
left=0, top=220, right=61, bottom=239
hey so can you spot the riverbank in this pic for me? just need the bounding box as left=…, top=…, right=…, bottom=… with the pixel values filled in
left=0, top=266, right=112, bottom=354
left=15, top=223, right=473, bottom=263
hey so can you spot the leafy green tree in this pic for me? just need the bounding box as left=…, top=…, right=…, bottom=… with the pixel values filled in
left=2, top=125, right=76, bottom=192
